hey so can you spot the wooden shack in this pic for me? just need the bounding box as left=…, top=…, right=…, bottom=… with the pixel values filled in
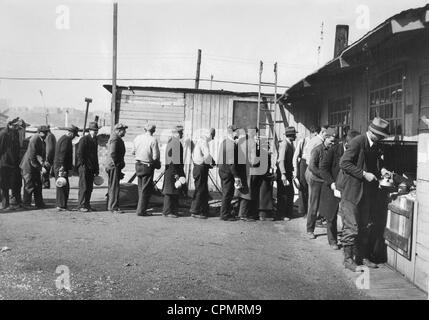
left=281, top=5, right=429, bottom=293
left=103, top=85, right=280, bottom=191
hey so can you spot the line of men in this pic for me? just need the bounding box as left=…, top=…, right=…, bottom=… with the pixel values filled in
left=1, top=115, right=391, bottom=273
left=291, top=117, right=390, bottom=272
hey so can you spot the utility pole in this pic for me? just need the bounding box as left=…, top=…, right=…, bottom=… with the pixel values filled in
left=111, top=2, right=118, bottom=133
left=195, top=49, right=202, bottom=89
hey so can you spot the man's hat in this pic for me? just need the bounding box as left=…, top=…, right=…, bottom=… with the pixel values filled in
left=172, top=125, right=184, bottom=134
left=114, top=123, right=128, bottom=130
left=66, top=125, right=80, bottom=137
left=325, top=127, right=338, bottom=137
left=227, top=124, right=239, bottom=132
left=88, top=122, right=99, bottom=131
left=37, top=125, right=50, bottom=133
left=369, top=117, right=389, bottom=138
left=285, top=126, right=297, bottom=137
left=145, top=123, right=156, bottom=132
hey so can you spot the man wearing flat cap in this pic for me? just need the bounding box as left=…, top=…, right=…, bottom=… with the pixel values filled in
left=162, top=125, right=186, bottom=218
left=306, top=127, right=337, bottom=240
left=20, top=125, right=49, bottom=209
left=106, top=123, right=128, bottom=214
left=54, top=125, right=79, bottom=211
left=76, top=121, right=99, bottom=212
left=217, top=124, right=241, bottom=221
left=0, top=118, right=24, bottom=210
left=132, top=123, right=160, bottom=216
left=338, top=117, right=389, bottom=271
left=276, top=126, right=297, bottom=221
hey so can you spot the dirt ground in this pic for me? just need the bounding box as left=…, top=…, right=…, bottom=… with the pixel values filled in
left=0, top=177, right=401, bottom=300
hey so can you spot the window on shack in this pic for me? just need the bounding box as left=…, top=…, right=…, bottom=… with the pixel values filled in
left=328, top=96, right=351, bottom=138
left=369, top=68, right=404, bottom=137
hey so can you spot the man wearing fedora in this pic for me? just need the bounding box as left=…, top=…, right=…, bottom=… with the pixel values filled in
left=276, top=126, right=297, bottom=221
left=0, top=118, right=25, bottom=210
left=20, top=125, right=50, bottom=209
left=133, top=123, right=160, bottom=216
left=162, top=125, right=186, bottom=218
left=106, top=123, right=128, bottom=214
left=76, top=121, right=99, bottom=212
left=338, top=117, right=389, bottom=271
left=54, top=125, right=79, bottom=211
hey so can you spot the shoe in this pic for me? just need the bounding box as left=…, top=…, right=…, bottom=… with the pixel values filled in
left=56, top=207, right=67, bottom=212
left=112, top=210, right=124, bottom=214
left=244, top=217, right=256, bottom=222
left=344, top=258, right=360, bottom=272
left=79, top=207, right=89, bottom=212
left=283, top=217, right=291, bottom=221
left=137, top=212, right=152, bottom=217
left=330, top=244, right=340, bottom=250
left=307, top=232, right=316, bottom=239
left=362, top=258, right=378, bottom=269
left=220, top=216, right=237, bottom=221
left=88, top=207, right=97, bottom=212
left=167, top=214, right=179, bottom=218
left=191, top=214, right=198, bottom=218
left=22, top=204, right=33, bottom=210
left=198, top=215, right=208, bottom=219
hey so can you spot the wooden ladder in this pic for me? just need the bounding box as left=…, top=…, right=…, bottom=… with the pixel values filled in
left=257, top=61, right=287, bottom=170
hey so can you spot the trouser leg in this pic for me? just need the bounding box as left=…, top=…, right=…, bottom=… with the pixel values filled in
left=136, top=171, right=154, bottom=215
left=55, top=170, right=69, bottom=208
left=220, top=176, right=234, bottom=219
left=11, top=168, right=22, bottom=205
left=107, top=167, right=121, bottom=211
left=340, top=199, right=358, bottom=248
left=299, top=160, right=308, bottom=215
left=33, top=172, right=44, bottom=207
left=78, top=167, right=87, bottom=208
left=163, top=194, right=178, bottom=215
left=190, top=165, right=205, bottom=215
left=306, top=179, right=322, bottom=233
left=327, top=215, right=338, bottom=245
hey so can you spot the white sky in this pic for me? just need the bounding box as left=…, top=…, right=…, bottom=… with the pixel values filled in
left=0, top=0, right=428, bottom=112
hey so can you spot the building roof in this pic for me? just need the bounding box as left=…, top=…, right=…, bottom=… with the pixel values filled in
left=103, top=85, right=275, bottom=98
left=285, top=4, right=429, bottom=100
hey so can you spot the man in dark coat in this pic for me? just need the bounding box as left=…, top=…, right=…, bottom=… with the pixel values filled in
left=235, top=127, right=260, bottom=222
left=338, top=117, right=389, bottom=271
left=190, top=128, right=216, bottom=219
left=162, top=125, right=185, bottom=218
left=276, top=127, right=297, bottom=221
left=54, top=125, right=79, bottom=211
left=42, top=127, right=56, bottom=189
left=306, top=127, right=336, bottom=239
left=133, top=123, right=160, bottom=217
left=319, top=130, right=360, bottom=249
left=106, top=123, right=127, bottom=214
left=217, top=125, right=240, bottom=221
left=20, top=125, right=49, bottom=209
left=0, top=118, right=24, bottom=210
left=76, top=122, right=99, bottom=212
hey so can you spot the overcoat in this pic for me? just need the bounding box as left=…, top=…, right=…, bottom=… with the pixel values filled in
left=338, top=134, right=383, bottom=205
left=163, top=136, right=185, bottom=195
left=20, top=134, right=45, bottom=175
left=319, top=142, right=344, bottom=220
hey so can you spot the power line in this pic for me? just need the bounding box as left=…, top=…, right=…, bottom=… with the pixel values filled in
left=0, top=77, right=290, bottom=88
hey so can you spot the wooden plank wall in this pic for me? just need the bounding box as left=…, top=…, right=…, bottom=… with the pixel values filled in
left=118, top=89, right=186, bottom=185
left=183, top=92, right=237, bottom=192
